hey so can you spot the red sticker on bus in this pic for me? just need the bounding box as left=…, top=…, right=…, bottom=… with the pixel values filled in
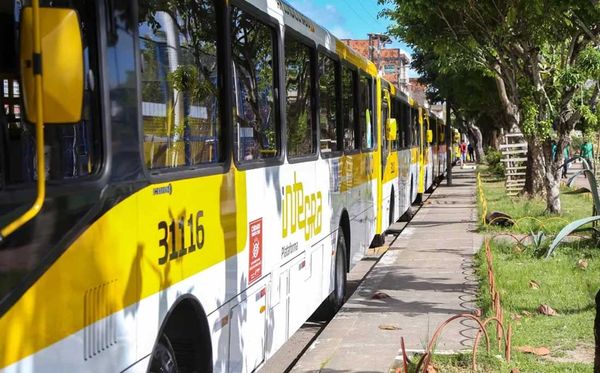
left=248, top=218, right=263, bottom=285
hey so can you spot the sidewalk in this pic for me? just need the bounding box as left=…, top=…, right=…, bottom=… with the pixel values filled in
left=291, top=167, right=483, bottom=372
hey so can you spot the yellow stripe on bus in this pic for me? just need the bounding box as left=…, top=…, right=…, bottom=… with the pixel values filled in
left=0, top=166, right=248, bottom=368
left=335, top=40, right=378, bottom=76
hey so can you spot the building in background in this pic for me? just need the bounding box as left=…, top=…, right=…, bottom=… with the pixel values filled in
left=342, top=34, right=410, bottom=92
left=342, top=35, right=445, bottom=120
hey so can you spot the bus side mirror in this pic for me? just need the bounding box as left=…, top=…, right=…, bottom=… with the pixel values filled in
left=427, top=129, right=433, bottom=143
left=386, top=118, right=397, bottom=141
left=20, top=7, right=84, bottom=124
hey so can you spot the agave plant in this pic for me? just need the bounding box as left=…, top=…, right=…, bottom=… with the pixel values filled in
left=545, top=169, right=600, bottom=258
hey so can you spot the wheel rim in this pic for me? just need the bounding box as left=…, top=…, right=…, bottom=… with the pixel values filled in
left=149, top=337, right=177, bottom=373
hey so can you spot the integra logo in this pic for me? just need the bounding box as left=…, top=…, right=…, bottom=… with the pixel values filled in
left=153, top=183, right=172, bottom=196
left=282, top=173, right=322, bottom=240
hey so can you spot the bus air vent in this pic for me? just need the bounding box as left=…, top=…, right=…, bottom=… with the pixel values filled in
left=83, top=279, right=118, bottom=360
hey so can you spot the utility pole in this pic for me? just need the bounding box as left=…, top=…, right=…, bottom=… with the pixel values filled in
left=446, top=103, right=452, bottom=185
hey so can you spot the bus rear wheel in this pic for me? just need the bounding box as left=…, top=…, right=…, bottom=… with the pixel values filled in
left=313, top=230, right=347, bottom=320
left=149, top=335, right=178, bottom=373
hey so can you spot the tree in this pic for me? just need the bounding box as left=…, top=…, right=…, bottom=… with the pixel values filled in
left=412, top=50, right=510, bottom=163
left=381, top=0, right=600, bottom=213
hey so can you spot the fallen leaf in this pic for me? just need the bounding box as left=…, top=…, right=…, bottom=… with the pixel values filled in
left=577, top=259, right=588, bottom=270
left=511, top=313, right=522, bottom=321
left=538, top=304, right=557, bottom=316
left=521, top=310, right=533, bottom=317
left=371, top=291, right=391, bottom=300
left=528, top=280, right=540, bottom=290
left=378, top=324, right=400, bottom=330
left=516, top=345, right=550, bottom=356
left=511, top=368, right=521, bottom=373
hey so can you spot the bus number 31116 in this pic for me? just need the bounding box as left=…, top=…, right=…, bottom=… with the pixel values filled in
left=157, top=210, right=205, bottom=265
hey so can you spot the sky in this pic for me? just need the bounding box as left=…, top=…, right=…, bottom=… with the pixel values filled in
left=286, top=0, right=418, bottom=77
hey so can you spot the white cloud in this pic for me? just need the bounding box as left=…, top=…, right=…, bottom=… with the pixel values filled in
left=287, top=0, right=353, bottom=38
left=329, top=25, right=353, bottom=39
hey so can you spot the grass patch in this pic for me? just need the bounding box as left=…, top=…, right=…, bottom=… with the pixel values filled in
left=477, top=166, right=594, bottom=234
left=477, top=239, right=599, bottom=372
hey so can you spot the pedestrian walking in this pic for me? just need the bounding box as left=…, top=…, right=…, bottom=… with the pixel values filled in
left=580, top=139, right=594, bottom=174
left=467, top=143, right=474, bottom=163
left=580, top=139, right=593, bottom=166
left=562, top=144, right=570, bottom=179
left=459, top=141, right=467, bottom=168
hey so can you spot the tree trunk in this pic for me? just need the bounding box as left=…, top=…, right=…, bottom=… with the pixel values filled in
left=543, top=139, right=561, bottom=214
left=524, top=136, right=546, bottom=196
left=471, top=125, right=485, bottom=163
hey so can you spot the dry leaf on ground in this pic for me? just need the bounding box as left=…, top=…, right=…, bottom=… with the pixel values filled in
left=538, top=304, right=557, bottom=316
left=516, top=345, right=550, bottom=356
left=371, top=291, right=391, bottom=300
left=378, top=324, right=400, bottom=330
left=528, top=280, right=540, bottom=289
left=577, top=259, right=588, bottom=269
left=521, top=310, right=533, bottom=317
left=511, top=368, right=521, bottom=373
left=511, top=313, right=522, bottom=321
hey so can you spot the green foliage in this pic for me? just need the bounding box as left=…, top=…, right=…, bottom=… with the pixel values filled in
left=485, top=148, right=505, bottom=177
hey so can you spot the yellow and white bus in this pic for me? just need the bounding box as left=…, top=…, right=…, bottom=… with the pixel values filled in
left=0, top=0, right=445, bottom=372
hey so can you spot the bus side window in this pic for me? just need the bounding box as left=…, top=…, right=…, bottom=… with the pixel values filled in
left=285, top=34, right=316, bottom=158
left=318, top=53, right=340, bottom=154
left=231, top=7, right=279, bottom=162
left=402, top=101, right=411, bottom=149
left=359, top=75, right=374, bottom=151
left=411, top=108, right=419, bottom=147
left=392, top=98, right=401, bottom=150
left=380, top=89, right=388, bottom=153
left=138, top=1, right=222, bottom=170
left=341, top=66, right=356, bottom=151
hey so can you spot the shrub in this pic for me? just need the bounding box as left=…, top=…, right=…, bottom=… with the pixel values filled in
left=485, top=147, right=505, bottom=177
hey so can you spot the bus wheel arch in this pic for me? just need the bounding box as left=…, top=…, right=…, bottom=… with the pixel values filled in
left=149, top=295, right=213, bottom=373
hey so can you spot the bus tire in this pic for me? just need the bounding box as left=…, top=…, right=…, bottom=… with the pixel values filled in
left=149, top=335, right=178, bottom=373
left=312, top=230, right=347, bottom=320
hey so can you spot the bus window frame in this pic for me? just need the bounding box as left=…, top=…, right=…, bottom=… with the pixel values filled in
left=0, top=0, right=111, bottom=201
left=380, top=81, right=391, bottom=152
left=359, top=72, right=376, bottom=153
left=391, top=96, right=401, bottom=150
left=316, top=46, right=342, bottom=160
left=283, top=25, right=318, bottom=165
left=340, top=62, right=359, bottom=155
left=137, top=0, right=234, bottom=181
left=410, top=106, right=419, bottom=148
left=229, top=0, right=284, bottom=172
left=401, top=99, right=411, bottom=150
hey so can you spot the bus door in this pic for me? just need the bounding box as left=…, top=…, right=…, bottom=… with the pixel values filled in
left=380, top=88, right=391, bottom=177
